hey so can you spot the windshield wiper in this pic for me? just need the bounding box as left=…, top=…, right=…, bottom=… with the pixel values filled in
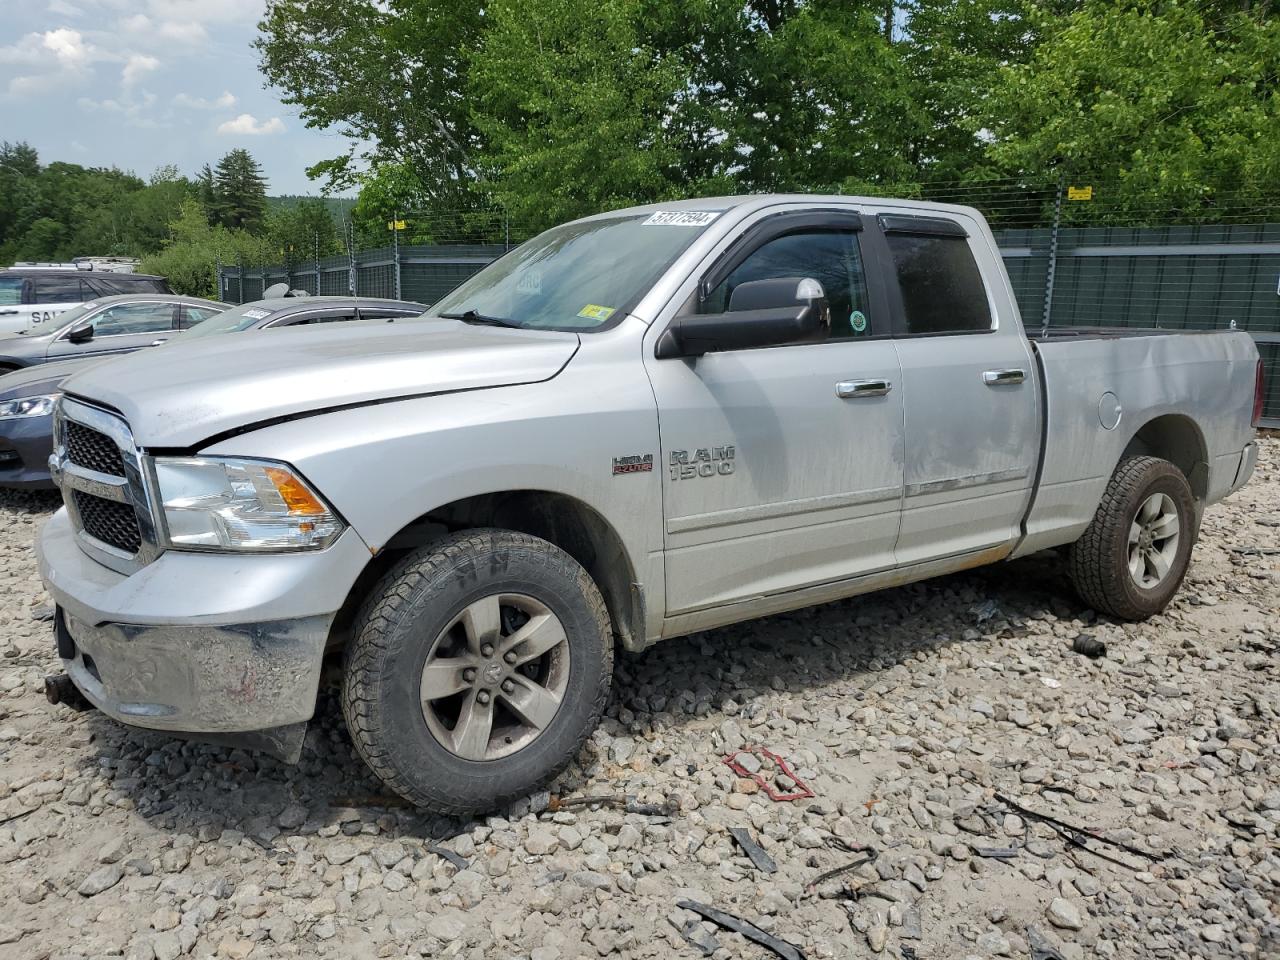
left=439, top=309, right=523, bottom=329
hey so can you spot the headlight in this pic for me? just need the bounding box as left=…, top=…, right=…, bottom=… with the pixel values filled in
left=0, top=394, right=58, bottom=419
left=151, top=456, right=344, bottom=552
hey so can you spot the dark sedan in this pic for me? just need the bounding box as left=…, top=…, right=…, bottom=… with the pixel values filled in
left=0, top=295, right=426, bottom=488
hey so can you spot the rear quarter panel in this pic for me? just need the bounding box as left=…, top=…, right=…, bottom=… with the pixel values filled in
left=1017, top=329, right=1258, bottom=556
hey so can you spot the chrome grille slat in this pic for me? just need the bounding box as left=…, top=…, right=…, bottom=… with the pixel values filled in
left=53, top=397, right=160, bottom=575
left=73, top=490, right=143, bottom=554
left=65, top=421, right=126, bottom=477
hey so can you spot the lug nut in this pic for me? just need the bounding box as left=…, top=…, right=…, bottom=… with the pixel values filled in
left=477, top=690, right=491, bottom=704
left=462, top=667, right=477, bottom=683
left=503, top=651, right=518, bottom=664
left=501, top=679, right=515, bottom=694
left=480, top=643, right=495, bottom=657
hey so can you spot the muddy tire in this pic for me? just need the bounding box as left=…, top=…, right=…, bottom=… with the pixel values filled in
left=1068, top=456, right=1196, bottom=621
left=341, top=529, right=613, bottom=815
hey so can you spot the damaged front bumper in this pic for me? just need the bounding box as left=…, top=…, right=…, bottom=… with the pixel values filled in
left=37, top=508, right=372, bottom=761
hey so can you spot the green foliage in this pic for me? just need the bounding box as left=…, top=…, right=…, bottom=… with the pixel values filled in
left=256, top=0, right=485, bottom=213
left=264, top=198, right=342, bottom=263
left=470, top=0, right=703, bottom=229
left=139, top=199, right=276, bottom=298
left=985, top=0, right=1280, bottom=216
left=211, top=149, right=270, bottom=231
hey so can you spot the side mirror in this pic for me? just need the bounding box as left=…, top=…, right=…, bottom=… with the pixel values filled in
left=655, top=277, right=828, bottom=359
left=66, top=322, right=94, bottom=343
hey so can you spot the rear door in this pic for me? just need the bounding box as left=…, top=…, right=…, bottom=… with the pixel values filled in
left=644, top=208, right=906, bottom=615
left=878, top=213, right=1040, bottom=564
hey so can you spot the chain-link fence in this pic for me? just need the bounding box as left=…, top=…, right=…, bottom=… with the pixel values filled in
left=218, top=182, right=1280, bottom=424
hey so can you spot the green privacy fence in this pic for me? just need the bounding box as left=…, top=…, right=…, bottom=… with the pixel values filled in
left=218, top=244, right=508, bottom=309
left=219, top=224, right=1280, bottom=424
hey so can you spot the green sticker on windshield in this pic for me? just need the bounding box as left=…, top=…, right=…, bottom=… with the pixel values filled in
left=851, top=310, right=867, bottom=333
left=577, top=304, right=616, bottom=322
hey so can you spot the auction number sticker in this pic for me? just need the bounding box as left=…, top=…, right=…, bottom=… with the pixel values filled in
left=642, top=210, right=721, bottom=227
left=577, top=304, right=616, bottom=322
left=241, top=308, right=271, bottom=320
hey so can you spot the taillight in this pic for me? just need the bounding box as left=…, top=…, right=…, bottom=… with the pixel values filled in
left=1253, top=358, right=1265, bottom=428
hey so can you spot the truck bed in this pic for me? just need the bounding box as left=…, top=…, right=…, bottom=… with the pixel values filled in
left=1014, top=327, right=1258, bottom=557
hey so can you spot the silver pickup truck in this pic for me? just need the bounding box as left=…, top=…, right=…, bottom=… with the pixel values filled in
left=37, top=196, right=1262, bottom=813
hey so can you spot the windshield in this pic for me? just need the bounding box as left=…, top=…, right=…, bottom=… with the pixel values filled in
left=182, top=303, right=275, bottom=339
left=429, top=210, right=725, bottom=331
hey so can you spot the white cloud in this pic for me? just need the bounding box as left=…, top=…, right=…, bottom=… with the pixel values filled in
left=120, top=13, right=209, bottom=45
left=0, top=29, right=105, bottom=97
left=78, top=90, right=163, bottom=128
left=49, top=0, right=84, bottom=16
left=217, top=113, right=285, bottom=136
left=0, top=28, right=96, bottom=69
left=121, top=53, right=160, bottom=87
left=174, top=90, right=236, bottom=110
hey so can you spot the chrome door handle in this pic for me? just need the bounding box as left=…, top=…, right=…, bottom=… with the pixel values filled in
left=150, top=338, right=169, bottom=346
left=836, top=379, right=892, bottom=399
left=982, top=368, right=1025, bottom=386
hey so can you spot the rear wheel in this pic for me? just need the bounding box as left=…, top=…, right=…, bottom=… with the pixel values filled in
left=341, top=529, right=613, bottom=814
left=1068, top=456, right=1196, bottom=620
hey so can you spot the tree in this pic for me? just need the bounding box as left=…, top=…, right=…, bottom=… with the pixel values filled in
left=140, top=198, right=275, bottom=297
left=211, top=149, right=269, bottom=231
left=983, top=0, right=1280, bottom=217
left=468, top=0, right=701, bottom=229
left=264, top=197, right=341, bottom=263
left=256, top=0, right=485, bottom=212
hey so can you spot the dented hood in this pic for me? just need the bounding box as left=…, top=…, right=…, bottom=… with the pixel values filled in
left=60, top=318, right=580, bottom=447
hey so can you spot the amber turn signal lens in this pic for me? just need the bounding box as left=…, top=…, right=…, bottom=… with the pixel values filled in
left=264, top=466, right=329, bottom=516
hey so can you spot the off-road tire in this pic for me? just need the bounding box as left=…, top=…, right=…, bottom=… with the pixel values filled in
left=1068, top=456, right=1196, bottom=621
left=341, top=529, right=613, bottom=815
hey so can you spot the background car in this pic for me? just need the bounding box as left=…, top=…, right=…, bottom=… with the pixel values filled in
left=0, top=294, right=427, bottom=489
left=0, top=294, right=227, bottom=373
left=0, top=265, right=172, bottom=335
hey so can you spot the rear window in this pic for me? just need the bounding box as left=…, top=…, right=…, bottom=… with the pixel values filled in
left=33, top=276, right=88, bottom=304
left=886, top=233, right=992, bottom=335
left=0, top=277, right=21, bottom=305
left=92, top=276, right=170, bottom=295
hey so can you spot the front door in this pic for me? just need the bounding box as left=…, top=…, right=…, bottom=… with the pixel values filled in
left=45, top=301, right=179, bottom=361
left=644, top=213, right=906, bottom=615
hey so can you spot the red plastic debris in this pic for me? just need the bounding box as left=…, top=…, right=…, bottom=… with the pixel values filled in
left=722, top=746, right=815, bottom=802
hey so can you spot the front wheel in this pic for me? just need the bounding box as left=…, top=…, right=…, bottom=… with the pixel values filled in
left=341, top=529, right=613, bottom=815
left=1068, top=455, right=1196, bottom=620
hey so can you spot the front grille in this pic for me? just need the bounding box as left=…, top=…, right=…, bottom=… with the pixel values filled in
left=66, top=420, right=125, bottom=477
left=73, top=490, right=142, bottom=554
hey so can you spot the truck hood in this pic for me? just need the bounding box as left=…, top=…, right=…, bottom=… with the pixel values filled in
left=60, top=318, right=580, bottom=447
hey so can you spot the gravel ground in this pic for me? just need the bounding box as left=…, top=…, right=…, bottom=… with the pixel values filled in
left=1, top=442, right=1277, bottom=960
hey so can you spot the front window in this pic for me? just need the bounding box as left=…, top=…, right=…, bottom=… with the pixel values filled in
left=89, top=302, right=177, bottom=336
left=0, top=278, right=22, bottom=305
left=428, top=210, right=726, bottom=331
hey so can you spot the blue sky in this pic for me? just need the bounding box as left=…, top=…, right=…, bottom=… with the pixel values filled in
left=0, top=0, right=349, bottom=194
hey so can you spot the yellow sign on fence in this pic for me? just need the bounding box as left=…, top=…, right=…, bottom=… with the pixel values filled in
left=1067, top=186, right=1093, bottom=201
left=387, top=219, right=406, bottom=231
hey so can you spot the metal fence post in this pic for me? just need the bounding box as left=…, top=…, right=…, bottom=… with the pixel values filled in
left=314, top=232, right=321, bottom=295
left=1040, top=176, right=1064, bottom=338
left=393, top=213, right=402, bottom=300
